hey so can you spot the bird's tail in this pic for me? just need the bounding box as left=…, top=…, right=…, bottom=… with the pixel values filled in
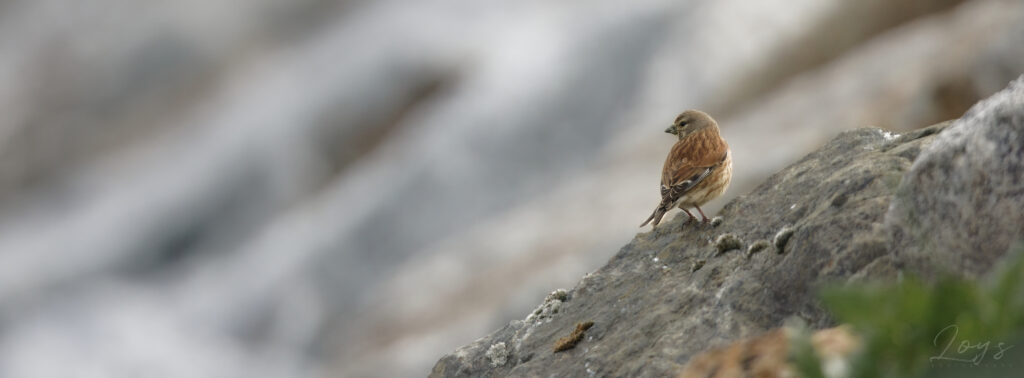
left=640, top=207, right=667, bottom=227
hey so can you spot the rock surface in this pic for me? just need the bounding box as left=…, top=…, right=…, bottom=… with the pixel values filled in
left=430, top=77, right=1024, bottom=377
left=888, top=77, right=1024, bottom=279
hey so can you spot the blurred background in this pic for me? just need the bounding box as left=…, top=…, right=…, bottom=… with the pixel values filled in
left=0, top=0, right=1022, bottom=377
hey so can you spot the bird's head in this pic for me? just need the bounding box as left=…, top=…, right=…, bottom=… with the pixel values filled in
left=666, top=109, right=717, bottom=139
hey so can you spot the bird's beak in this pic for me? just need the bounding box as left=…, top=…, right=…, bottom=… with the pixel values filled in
left=665, top=126, right=676, bottom=135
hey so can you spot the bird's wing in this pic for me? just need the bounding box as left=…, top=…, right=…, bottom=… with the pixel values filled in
left=660, top=166, right=714, bottom=202
left=658, top=128, right=729, bottom=207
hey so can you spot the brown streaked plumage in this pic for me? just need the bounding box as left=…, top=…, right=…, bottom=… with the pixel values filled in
left=640, top=110, right=732, bottom=228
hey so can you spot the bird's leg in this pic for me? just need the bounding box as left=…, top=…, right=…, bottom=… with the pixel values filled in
left=681, top=208, right=698, bottom=224
left=694, top=205, right=711, bottom=223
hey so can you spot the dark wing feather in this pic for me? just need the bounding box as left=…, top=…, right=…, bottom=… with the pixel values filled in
left=660, top=167, right=714, bottom=204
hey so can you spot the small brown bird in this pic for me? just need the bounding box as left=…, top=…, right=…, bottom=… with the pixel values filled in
left=640, top=110, right=732, bottom=228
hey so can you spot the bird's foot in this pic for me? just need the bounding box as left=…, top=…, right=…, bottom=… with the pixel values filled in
left=680, top=215, right=698, bottom=229
left=698, top=217, right=713, bottom=229
left=694, top=206, right=712, bottom=227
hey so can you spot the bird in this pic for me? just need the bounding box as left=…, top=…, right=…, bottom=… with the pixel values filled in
left=640, top=110, right=732, bottom=228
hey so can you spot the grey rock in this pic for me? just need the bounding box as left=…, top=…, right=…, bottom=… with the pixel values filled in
left=888, top=76, right=1024, bottom=279
left=431, top=76, right=1024, bottom=376
left=430, top=119, right=950, bottom=378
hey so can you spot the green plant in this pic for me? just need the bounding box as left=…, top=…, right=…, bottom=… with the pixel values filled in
left=792, top=245, right=1024, bottom=378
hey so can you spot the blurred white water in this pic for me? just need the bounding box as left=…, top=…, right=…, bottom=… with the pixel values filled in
left=0, top=0, right=1020, bottom=377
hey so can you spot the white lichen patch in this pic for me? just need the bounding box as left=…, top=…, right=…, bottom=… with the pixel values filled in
left=486, top=342, right=508, bottom=367
left=747, top=240, right=770, bottom=257
left=774, top=226, right=795, bottom=253
left=510, top=289, right=571, bottom=362
left=547, top=288, right=568, bottom=302
left=525, top=289, right=568, bottom=323
left=715, top=233, right=742, bottom=254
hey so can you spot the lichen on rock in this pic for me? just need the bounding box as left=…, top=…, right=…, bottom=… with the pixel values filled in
left=747, top=240, right=770, bottom=257
left=526, top=289, right=569, bottom=323
left=773, top=226, right=795, bottom=253
left=485, top=342, right=508, bottom=367
left=714, top=233, right=743, bottom=254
